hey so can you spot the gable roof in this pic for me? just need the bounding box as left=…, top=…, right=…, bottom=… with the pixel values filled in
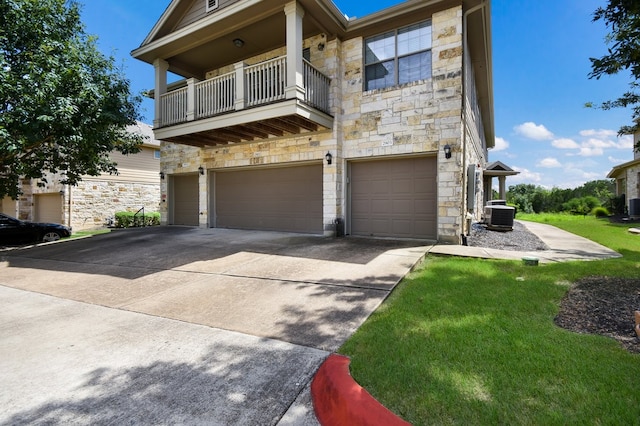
left=127, top=121, right=161, bottom=148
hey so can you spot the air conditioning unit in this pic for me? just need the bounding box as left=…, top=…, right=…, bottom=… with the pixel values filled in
left=486, top=199, right=507, bottom=206
left=484, top=205, right=515, bottom=231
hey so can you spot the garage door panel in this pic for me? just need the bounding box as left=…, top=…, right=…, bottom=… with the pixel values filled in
left=172, top=175, right=199, bottom=226
left=35, top=194, right=62, bottom=224
left=350, top=156, right=437, bottom=239
left=216, top=165, right=322, bottom=234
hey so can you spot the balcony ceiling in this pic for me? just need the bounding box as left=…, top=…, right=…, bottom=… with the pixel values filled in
left=161, top=114, right=330, bottom=148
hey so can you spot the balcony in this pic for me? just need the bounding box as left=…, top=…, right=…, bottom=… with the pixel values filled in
left=154, top=57, right=332, bottom=147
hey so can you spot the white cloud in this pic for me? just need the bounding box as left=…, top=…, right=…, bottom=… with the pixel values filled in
left=514, top=122, right=554, bottom=140
left=552, top=138, right=579, bottom=149
left=618, top=134, right=634, bottom=149
left=491, top=137, right=509, bottom=151
left=577, top=146, right=604, bottom=157
left=510, top=166, right=542, bottom=183
left=583, top=138, right=616, bottom=149
left=537, top=157, right=562, bottom=168
left=579, top=129, right=617, bottom=138
left=608, top=155, right=628, bottom=163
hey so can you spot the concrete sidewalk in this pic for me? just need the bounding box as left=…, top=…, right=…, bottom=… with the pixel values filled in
left=428, top=220, right=621, bottom=262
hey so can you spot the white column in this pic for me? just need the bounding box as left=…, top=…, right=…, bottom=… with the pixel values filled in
left=284, top=2, right=305, bottom=101
left=153, top=58, right=169, bottom=128
left=234, top=61, right=246, bottom=110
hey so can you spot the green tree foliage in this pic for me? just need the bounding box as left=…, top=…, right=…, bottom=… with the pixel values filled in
left=506, top=180, right=615, bottom=214
left=562, top=196, right=601, bottom=216
left=0, top=0, right=144, bottom=199
left=587, top=0, right=640, bottom=145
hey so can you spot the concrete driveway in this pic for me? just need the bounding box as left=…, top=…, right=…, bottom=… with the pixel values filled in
left=0, top=227, right=430, bottom=425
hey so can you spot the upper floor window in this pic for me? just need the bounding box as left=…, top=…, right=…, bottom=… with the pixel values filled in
left=364, top=21, right=432, bottom=91
left=206, top=0, right=218, bottom=13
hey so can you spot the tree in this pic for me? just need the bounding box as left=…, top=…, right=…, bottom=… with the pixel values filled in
left=587, top=0, right=640, bottom=148
left=0, top=0, right=144, bottom=200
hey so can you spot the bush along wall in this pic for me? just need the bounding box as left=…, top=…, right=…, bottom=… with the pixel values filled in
left=115, top=211, right=160, bottom=228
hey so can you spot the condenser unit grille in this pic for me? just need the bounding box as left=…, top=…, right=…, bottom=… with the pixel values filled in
left=484, top=205, right=515, bottom=230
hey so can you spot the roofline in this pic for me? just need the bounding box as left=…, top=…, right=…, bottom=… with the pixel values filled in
left=606, top=157, right=640, bottom=178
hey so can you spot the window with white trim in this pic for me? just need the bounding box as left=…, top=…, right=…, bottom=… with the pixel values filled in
left=364, top=20, right=432, bottom=91
left=206, top=0, right=218, bottom=12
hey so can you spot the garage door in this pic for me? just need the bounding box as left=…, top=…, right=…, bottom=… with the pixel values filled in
left=1, top=196, right=17, bottom=216
left=35, top=194, right=63, bottom=224
left=350, top=156, right=437, bottom=239
left=172, top=174, right=199, bottom=226
left=215, top=164, right=322, bottom=234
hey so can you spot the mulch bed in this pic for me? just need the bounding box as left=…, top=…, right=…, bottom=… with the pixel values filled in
left=555, top=276, right=640, bottom=353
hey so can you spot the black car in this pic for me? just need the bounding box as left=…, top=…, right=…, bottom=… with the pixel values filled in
left=0, top=213, right=72, bottom=245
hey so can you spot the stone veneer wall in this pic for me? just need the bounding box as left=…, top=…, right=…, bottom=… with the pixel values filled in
left=339, top=6, right=467, bottom=243
left=69, top=180, right=160, bottom=230
left=160, top=4, right=485, bottom=242
left=625, top=165, right=640, bottom=209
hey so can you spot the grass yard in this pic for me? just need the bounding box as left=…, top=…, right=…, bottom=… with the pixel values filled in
left=339, top=214, right=640, bottom=425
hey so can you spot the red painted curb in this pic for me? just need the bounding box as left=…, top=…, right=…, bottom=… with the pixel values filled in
left=311, top=354, right=412, bottom=426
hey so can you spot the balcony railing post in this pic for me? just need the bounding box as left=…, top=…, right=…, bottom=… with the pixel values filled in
left=186, top=78, right=199, bottom=121
left=234, top=62, right=246, bottom=111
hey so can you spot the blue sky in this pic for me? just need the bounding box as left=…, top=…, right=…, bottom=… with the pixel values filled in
left=80, top=0, right=635, bottom=190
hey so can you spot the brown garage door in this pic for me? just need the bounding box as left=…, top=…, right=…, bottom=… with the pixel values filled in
left=350, top=156, right=437, bottom=239
left=215, top=164, right=322, bottom=234
left=172, top=174, right=199, bottom=226
left=35, top=193, right=63, bottom=224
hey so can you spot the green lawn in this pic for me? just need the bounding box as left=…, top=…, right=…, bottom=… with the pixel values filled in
left=339, top=214, right=640, bottom=425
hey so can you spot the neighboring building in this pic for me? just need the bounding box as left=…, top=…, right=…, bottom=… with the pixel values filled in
left=131, top=0, right=494, bottom=243
left=607, top=129, right=640, bottom=217
left=0, top=122, right=161, bottom=230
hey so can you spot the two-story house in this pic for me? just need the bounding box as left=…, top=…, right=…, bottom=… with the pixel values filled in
left=132, top=0, right=494, bottom=243
left=607, top=129, right=640, bottom=217
left=0, top=122, right=161, bottom=230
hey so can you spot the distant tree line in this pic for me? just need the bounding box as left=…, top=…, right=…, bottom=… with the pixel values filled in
left=505, top=180, right=624, bottom=216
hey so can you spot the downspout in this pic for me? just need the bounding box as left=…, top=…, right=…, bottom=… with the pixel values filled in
left=461, top=0, right=487, bottom=242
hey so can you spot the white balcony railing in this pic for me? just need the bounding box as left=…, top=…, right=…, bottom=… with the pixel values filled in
left=160, top=87, right=188, bottom=126
left=195, top=72, right=236, bottom=119
left=158, top=56, right=330, bottom=128
left=246, top=56, right=286, bottom=107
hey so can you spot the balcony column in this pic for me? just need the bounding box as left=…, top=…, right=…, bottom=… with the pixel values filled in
left=186, top=77, right=199, bottom=121
left=234, top=61, right=246, bottom=110
left=153, top=58, right=169, bottom=128
left=284, top=2, right=305, bottom=101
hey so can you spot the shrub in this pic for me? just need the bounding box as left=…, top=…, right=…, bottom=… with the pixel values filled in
left=562, top=196, right=601, bottom=216
left=115, top=211, right=160, bottom=228
left=592, top=206, right=609, bottom=218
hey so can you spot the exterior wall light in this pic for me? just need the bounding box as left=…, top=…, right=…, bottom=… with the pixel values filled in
left=198, top=166, right=205, bottom=175
left=159, top=171, right=165, bottom=180
left=325, top=151, right=332, bottom=165
left=443, top=144, right=452, bottom=159
left=233, top=38, right=244, bottom=48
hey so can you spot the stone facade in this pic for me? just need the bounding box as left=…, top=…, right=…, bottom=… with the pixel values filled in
left=149, top=1, right=491, bottom=244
